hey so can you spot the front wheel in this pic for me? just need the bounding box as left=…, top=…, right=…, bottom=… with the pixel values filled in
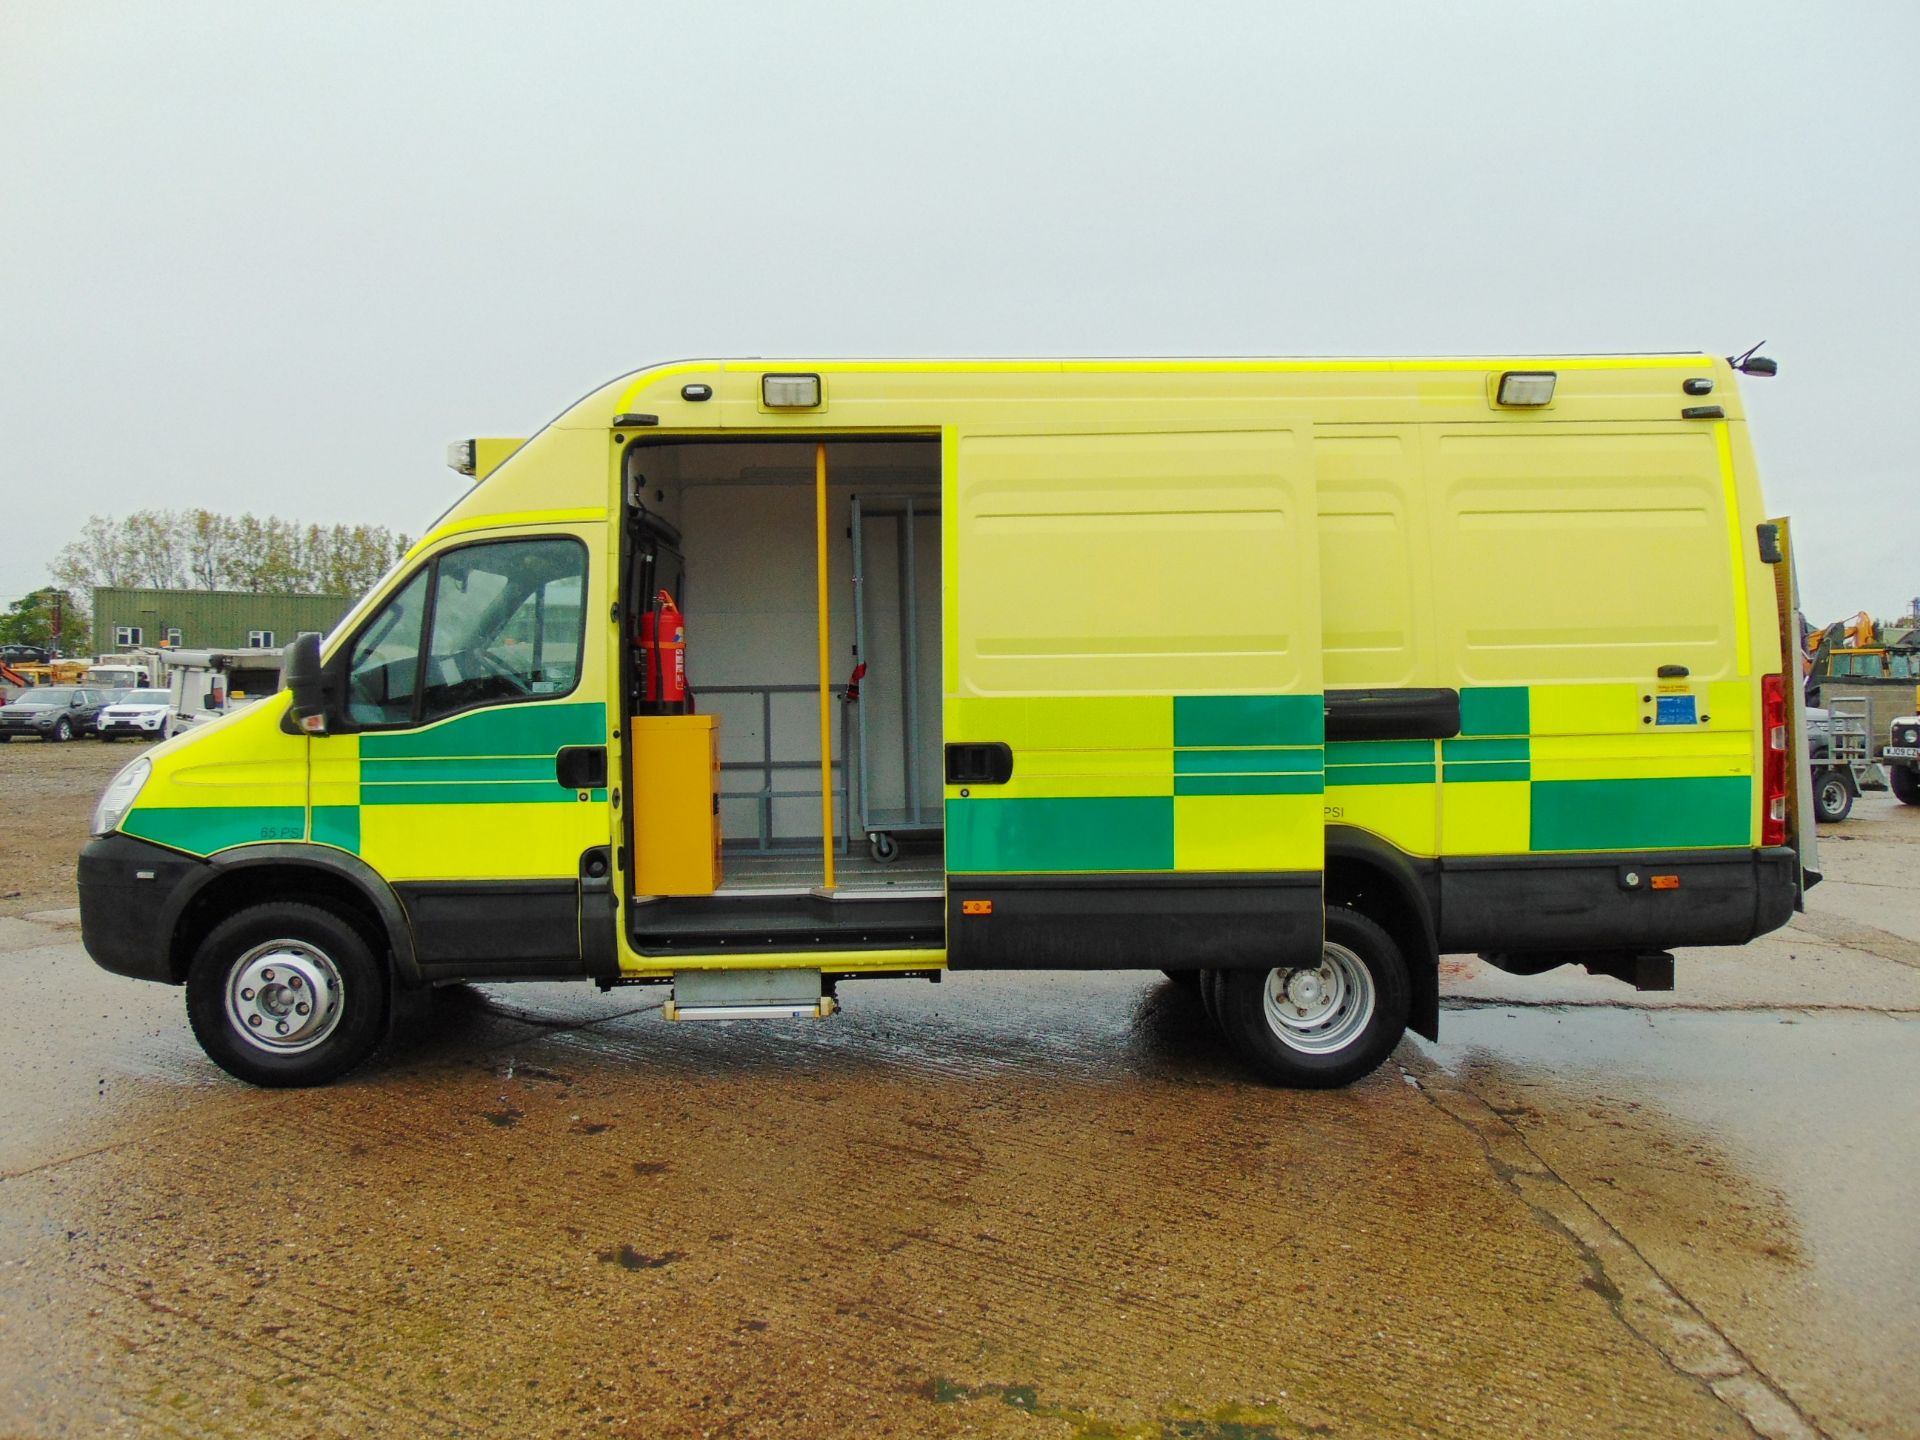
left=1814, top=771, right=1854, bottom=823
left=1212, top=909, right=1410, bottom=1088
left=50, top=717, right=72, bottom=742
left=1892, top=765, right=1920, bottom=807
left=185, top=902, right=388, bottom=1087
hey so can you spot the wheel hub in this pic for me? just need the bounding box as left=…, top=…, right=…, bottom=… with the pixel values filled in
left=1284, top=968, right=1329, bottom=1012
left=1261, top=942, right=1378, bottom=1055
left=225, top=941, right=344, bottom=1055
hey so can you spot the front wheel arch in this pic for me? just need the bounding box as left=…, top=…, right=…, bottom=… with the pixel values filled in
left=164, top=850, right=417, bottom=988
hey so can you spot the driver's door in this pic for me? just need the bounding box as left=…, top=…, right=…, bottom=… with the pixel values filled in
left=310, top=525, right=613, bottom=974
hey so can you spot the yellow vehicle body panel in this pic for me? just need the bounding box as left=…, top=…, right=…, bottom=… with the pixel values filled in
left=109, top=353, right=1787, bottom=983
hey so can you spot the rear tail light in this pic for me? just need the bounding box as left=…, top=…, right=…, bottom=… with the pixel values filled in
left=1762, top=673, right=1788, bottom=847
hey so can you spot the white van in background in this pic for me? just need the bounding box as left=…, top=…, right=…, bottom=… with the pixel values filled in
left=161, top=647, right=286, bottom=732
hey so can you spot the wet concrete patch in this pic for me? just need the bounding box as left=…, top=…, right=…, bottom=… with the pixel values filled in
left=1417, top=1006, right=1920, bottom=1439
left=2, top=975, right=1761, bottom=1440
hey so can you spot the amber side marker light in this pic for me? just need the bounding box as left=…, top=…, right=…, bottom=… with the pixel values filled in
left=1651, top=875, right=1681, bottom=890
left=962, top=900, right=993, bottom=916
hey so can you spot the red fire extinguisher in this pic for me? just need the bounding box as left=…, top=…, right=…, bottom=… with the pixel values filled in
left=638, top=590, right=687, bottom=706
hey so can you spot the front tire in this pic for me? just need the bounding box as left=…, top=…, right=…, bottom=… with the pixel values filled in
left=1212, top=909, right=1410, bottom=1088
left=1814, top=771, right=1854, bottom=823
left=185, top=902, right=388, bottom=1087
left=1892, top=766, right=1920, bottom=807
left=50, top=717, right=72, bottom=742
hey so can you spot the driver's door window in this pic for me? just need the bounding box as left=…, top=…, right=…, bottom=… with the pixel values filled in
left=346, top=571, right=429, bottom=725
left=419, top=538, right=586, bottom=724
left=344, top=537, right=587, bottom=729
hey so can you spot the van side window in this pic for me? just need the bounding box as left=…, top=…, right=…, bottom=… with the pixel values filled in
left=420, top=538, right=587, bottom=723
left=346, top=571, right=430, bottom=724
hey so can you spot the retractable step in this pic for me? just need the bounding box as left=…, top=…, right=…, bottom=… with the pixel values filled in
left=632, top=891, right=944, bottom=954
left=661, top=968, right=838, bottom=1022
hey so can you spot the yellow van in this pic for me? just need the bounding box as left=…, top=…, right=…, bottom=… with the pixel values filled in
left=78, top=353, right=1809, bottom=1088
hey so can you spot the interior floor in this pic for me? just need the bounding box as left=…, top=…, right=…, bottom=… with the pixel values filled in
left=716, top=848, right=944, bottom=897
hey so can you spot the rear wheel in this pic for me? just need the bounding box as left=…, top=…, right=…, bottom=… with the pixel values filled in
left=50, top=717, right=72, bottom=742
left=1893, top=766, right=1920, bottom=807
left=1198, top=967, right=1227, bottom=1028
left=1212, top=909, right=1410, bottom=1088
left=185, top=902, right=388, bottom=1087
left=1814, top=771, right=1854, bottom=823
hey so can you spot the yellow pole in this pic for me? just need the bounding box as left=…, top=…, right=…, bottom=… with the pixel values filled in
left=815, top=441, right=837, bottom=891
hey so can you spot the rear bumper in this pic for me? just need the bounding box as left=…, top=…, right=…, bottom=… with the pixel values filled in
left=1440, top=846, right=1799, bottom=955
left=78, top=833, right=206, bottom=983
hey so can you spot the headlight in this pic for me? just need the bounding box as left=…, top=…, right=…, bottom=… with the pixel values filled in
left=91, top=756, right=151, bottom=837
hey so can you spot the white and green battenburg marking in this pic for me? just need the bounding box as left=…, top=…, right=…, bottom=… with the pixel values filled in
left=946, top=695, right=1326, bottom=874
left=121, top=703, right=609, bottom=858
left=947, top=685, right=1753, bottom=874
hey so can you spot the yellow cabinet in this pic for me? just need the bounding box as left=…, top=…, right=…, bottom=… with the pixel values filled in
left=629, top=715, right=722, bottom=895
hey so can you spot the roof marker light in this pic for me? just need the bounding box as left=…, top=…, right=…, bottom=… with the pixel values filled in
left=762, top=373, right=822, bottom=409
left=1495, top=371, right=1556, bottom=407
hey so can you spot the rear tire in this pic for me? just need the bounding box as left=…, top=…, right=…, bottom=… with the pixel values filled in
left=1814, top=771, right=1854, bottom=823
left=1212, top=909, right=1410, bottom=1088
left=1198, top=968, right=1226, bottom=1028
left=50, top=717, right=72, bottom=742
left=1893, top=766, right=1920, bottom=807
left=185, top=902, right=388, bottom=1087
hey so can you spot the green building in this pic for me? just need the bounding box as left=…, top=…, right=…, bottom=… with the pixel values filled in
left=92, top=587, right=351, bottom=653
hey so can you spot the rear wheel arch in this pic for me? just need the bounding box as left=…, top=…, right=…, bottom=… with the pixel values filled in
left=1323, top=827, right=1440, bottom=1042
left=163, top=848, right=418, bottom=989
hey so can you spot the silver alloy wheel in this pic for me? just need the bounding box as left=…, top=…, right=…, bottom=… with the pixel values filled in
left=224, top=940, right=346, bottom=1055
left=1261, top=941, right=1377, bottom=1055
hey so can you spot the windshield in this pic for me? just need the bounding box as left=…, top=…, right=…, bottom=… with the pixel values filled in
left=20, top=688, right=77, bottom=706
left=121, top=689, right=170, bottom=705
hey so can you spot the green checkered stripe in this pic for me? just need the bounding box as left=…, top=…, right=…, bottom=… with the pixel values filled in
left=1319, top=685, right=1749, bottom=850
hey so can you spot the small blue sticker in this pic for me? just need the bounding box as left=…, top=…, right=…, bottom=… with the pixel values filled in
left=1656, top=694, right=1697, bottom=726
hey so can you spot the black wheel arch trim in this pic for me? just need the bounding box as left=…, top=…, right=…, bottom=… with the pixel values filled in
left=182, top=844, right=421, bottom=987
left=1323, top=825, right=1441, bottom=1042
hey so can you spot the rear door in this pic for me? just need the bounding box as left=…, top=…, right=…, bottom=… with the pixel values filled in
left=942, top=415, right=1324, bottom=969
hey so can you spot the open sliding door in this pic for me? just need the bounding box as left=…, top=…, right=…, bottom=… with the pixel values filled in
left=942, top=414, right=1324, bottom=970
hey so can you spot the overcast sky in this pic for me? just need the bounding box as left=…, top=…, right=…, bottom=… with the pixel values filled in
left=2, top=0, right=1915, bottom=625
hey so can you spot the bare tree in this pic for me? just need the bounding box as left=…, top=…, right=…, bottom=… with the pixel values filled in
left=50, top=510, right=411, bottom=602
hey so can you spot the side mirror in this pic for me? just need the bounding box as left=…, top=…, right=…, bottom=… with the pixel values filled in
left=282, top=632, right=331, bottom=734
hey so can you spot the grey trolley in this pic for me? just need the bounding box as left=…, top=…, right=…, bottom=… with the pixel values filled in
left=848, top=493, right=943, bottom=863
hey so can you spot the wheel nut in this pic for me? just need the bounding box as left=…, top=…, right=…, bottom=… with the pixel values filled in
left=241, top=988, right=255, bottom=1001
left=261, top=968, right=275, bottom=982
left=289, top=975, right=303, bottom=990
left=247, top=1015, right=263, bottom=1027
left=275, top=1021, right=289, bottom=1035
left=296, top=1002, right=310, bottom=1016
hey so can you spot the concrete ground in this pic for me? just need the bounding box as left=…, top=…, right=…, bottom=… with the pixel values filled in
left=0, top=756, right=1914, bottom=1438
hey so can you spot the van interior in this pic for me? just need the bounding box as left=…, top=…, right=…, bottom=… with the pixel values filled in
left=620, top=437, right=945, bottom=957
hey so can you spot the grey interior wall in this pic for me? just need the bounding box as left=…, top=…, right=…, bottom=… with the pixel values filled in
left=652, top=440, right=939, bottom=849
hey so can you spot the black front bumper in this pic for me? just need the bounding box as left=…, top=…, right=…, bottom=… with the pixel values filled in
left=78, top=833, right=207, bottom=983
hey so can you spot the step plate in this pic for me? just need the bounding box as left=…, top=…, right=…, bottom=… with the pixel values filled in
left=663, top=997, right=838, bottom=1022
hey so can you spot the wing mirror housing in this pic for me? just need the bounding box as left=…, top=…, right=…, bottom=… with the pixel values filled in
left=282, top=631, right=335, bottom=734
